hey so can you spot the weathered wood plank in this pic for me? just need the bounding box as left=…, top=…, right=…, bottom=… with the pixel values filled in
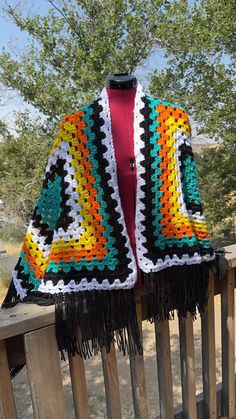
left=24, top=325, right=67, bottom=419
left=129, top=297, right=149, bottom=419
left=68, top=329, right=89, bottom=419
left=157, top=380, right=232, bottom=419
left=201, top=271, right=217, bottom=418
left=0, top=304, right=54, bottom=340
left=155, top=319, right=173, bottom=419
left=221, top=267, right=235, bottom=419
left=224, top=244, right=236, bottom=268
left=101, top=340, right=122, bottom=419
left=0, top=339, right=17, bottom=419
left=179, top=313, right=197, bottom=419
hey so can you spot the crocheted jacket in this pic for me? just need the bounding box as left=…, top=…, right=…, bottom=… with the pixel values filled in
left=3, top=83, right=216, bottom=358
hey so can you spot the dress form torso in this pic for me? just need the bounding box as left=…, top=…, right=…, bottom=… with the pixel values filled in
left=106, top=87, right=142, bottom=289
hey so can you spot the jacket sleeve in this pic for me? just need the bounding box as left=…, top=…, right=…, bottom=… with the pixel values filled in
left=2, top=116, right=69, bottom=305
left=177, top=110, right=215, bottom=255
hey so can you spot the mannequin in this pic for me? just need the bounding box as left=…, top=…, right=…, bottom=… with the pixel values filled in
left=106, top=73, right=142, bottom=289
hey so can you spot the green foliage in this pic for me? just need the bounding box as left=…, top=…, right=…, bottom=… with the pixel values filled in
left=196, top=144, right=236, bottom=238
left=0, top=111, right=56, bottom=222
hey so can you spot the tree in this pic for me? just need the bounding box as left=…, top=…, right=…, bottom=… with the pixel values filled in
left=196, top=143, right=236, bottom=239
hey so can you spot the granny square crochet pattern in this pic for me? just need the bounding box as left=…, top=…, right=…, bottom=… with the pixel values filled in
left=2, top=83, right=216, bottom=358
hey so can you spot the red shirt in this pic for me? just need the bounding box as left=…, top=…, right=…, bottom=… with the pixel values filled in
left=106, top=87, right=142, bottom=288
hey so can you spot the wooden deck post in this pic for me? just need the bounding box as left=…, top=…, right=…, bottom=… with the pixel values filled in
left=0, top=339, right=17, bottom=419
left=24, top=325, right=68, bottom=419
left=179, top=313, right=197, bottom=419
left=129, top=297, right=149, bottom=419
left=201, top=271, right=217, bottom=418
left=69, top=352, right=90, bottom=419
left=101, top=340, right=122, bottom=419
left=221, top=268, right=235, bottom=419
left=155, top=319, right=174, bottom=419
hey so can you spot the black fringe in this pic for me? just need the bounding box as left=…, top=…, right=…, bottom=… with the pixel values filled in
left=2, top=284, right=143, bottom=362
left=54, top=288, right=143, bottom=360
left=212, top=247, right=230, bottom=281
left=142, top=261, right=214, bottom=323
left=1, top=282, right=55, bottom=309
left=22, top=292, right=55, bottom=306
left=1, top=280, right=21, bottom=308
left=10, top=365, right=26, bottom=380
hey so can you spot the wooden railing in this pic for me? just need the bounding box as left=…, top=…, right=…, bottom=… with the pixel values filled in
left=0, top=244, right=235, bottom=419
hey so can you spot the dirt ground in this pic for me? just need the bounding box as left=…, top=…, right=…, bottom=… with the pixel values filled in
left=7, top=293, right=234, bottom=419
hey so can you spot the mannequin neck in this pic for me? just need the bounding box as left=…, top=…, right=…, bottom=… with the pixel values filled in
left=106, top=86, right=137, bottom=105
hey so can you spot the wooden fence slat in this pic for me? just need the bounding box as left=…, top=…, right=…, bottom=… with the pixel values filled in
left=129, top=297, right=149, bottom=419
left=201, top=271, right=217, bottom=418
left=221, top=267, right=235, bottom=419
left=179, top=313, right=197, bottom=419
left=155, top=319, right=174, bottom=419
left=24, top=325, right=67, bottom=419
left=69, top=343, right=89, bottom=419
left=101, top=340, right=122, bottom=419
left=0, top=339, right=17, bottom=419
